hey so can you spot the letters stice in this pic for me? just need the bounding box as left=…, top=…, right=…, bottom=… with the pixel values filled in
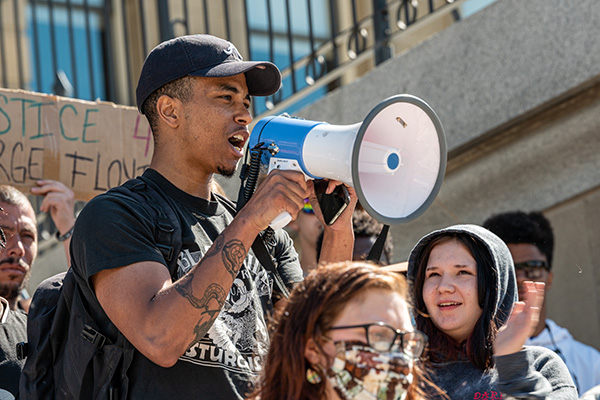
left=0, top=89, right=152, bottom=200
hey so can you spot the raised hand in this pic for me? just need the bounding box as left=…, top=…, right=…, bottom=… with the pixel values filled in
left=31, top=180, right=75, bottom=235
left=306, top=179, right=358, bottom=264
left=494, top=281, right=545, bottom=356
left=308, top=180, right=357, bottom=227
left=31, top=180, right=75, bottom=264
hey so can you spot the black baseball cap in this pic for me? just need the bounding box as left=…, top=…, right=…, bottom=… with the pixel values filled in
left=136, top=34, right=281, bottom=113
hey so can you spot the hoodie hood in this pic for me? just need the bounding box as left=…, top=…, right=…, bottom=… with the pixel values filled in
left=407, top=224, right=518, bottom=328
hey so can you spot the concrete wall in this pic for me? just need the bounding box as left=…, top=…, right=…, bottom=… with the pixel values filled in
left=297, top=0, right=600, bottom=349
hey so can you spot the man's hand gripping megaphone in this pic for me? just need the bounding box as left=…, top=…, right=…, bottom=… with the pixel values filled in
left=240, top=166, right=358, bottom=233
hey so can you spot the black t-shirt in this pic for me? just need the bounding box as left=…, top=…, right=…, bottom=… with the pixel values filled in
left=0, top=301, right=27, bottom=399
left=70, top=169, right=303, bottom=399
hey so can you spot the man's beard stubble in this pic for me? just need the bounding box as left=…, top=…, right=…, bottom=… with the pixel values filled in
left=0, top=281, right=22, bottom=303
left=0, top=257, right=31, bottom=303
left=217, top=163, right=237, bottom=178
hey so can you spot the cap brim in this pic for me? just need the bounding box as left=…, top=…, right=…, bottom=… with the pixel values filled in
left=189, top=61, right=281, bottom=96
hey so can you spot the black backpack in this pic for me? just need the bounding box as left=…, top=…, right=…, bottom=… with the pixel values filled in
left=18, top=176, right=182, bottom=400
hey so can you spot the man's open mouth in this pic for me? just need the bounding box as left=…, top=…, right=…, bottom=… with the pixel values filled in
left=228, top=134, right=246, bottom=152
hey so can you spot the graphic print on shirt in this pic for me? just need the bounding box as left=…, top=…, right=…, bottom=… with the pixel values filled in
left=176, top=246, right=273, bottom=374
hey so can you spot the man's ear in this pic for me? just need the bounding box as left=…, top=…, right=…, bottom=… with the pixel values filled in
left=304, top=337, right=322, bottom=365
left=156, top=95, right=181, bottom=129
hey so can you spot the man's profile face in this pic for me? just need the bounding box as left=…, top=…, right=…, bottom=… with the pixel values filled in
left=508, top=243, right=553, bottom=301
left=178, top=74, right=252, bottom=178
left=0, top=201, right=37, bottom=302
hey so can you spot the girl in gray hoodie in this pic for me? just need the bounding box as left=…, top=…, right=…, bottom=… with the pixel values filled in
left=407, top=224, right=577, bottom=399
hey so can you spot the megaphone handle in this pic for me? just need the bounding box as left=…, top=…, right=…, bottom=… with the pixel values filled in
left=269, top=211, right=293, bottom=230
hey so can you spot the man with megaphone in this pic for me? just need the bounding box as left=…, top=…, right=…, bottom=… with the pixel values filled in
left=66, top=34, right=357, bottom=399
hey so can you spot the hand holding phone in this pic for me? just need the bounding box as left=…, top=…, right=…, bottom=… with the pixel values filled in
left=313, top=179, right=351, bottom=226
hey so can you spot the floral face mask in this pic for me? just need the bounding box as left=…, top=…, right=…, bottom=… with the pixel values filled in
left=325, top=341, right=413, bottom=400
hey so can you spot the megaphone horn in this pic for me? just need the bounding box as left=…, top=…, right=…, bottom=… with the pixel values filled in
left=242, top=94, right=447, bottom=229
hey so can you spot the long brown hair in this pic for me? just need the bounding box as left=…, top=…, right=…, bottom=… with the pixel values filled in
left=411, top=234, right=498, bottom=371
left=249, top=261, right=436, bottom=400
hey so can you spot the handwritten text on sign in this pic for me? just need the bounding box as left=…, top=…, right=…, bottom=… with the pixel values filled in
left=0, top=88, right=153, bottom=201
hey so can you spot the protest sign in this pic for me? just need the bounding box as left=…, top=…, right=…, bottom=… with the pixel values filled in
left=0, top=88, right=152, bottom=201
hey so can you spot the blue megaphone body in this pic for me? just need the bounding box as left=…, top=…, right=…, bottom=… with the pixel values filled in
left=243, top=94, right=447, bottom=229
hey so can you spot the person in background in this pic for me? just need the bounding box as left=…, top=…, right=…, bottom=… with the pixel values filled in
left=286, top=199, right=324, bottom=275
left=249, top=261, right=441, bottom=400
left=0, top=216, right=27, bottom=399
left=350, top=207, right=393, bottom=265
left=0, top=181, right=75, bottom=312
left=483, top=210, right=600, bottom=395
left=407, top=224, right=577, bottom=399
left=0, top=181, right=74, bottom=398
left=0, top=294, right=26, bottom=400
left=315, top=206, right=393, bottom=267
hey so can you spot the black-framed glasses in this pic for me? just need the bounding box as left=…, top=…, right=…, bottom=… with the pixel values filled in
left=328, top=322, right=427, bottom=359
left=514, top=260, right=549, bottom=280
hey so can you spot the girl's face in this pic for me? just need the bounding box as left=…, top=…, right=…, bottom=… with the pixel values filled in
left=322, top=289, right=414, bottom=399
left=306, top=289, right=416, bottom=400
left=422, top=239, right=483, bottom=343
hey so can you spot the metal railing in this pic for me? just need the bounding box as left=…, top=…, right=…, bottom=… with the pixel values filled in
left=0, top=0, right=459, bottom=118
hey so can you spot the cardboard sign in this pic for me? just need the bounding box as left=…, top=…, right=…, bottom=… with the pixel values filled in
left=0, top=88, right=152, bottom=201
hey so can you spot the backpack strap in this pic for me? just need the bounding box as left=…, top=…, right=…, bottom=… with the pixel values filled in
left=216, top=194, right=290, bottom=299
left=251, top=236, right=290, bottom=300
left=73, top=177, right=182, bottom=399
left=111, top=176, right=182, bottom=278
left=137, top=175, right=183, bottom=276
left=66, top=267, right=136, bottom=400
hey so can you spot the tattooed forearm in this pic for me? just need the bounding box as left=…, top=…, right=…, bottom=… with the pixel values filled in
left=175, top=273, right=226, bottom=311
left=222, top=239, right=246, bottom=279
left=204, top=235, right=224, bottom=259
left=198, top=236, right=246, bottom=279
left=173, top=236, right=246, bottom=347
left=182, top=283, right=227, bottom=348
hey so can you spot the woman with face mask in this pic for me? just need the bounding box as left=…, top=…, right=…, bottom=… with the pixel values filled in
left=407, top=224, right=578, bottom=399
left=249, top=261, right=439, bottom=400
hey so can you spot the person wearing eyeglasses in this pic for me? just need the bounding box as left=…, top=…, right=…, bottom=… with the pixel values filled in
left=407, top=224, right=577, bottom=399
left=248, top=261, right=441, bottom=400
left=484, top=211, right=600, bottom=395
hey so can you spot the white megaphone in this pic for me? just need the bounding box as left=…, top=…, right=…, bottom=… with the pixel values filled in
left=242, top=94, right=447, bottom=230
